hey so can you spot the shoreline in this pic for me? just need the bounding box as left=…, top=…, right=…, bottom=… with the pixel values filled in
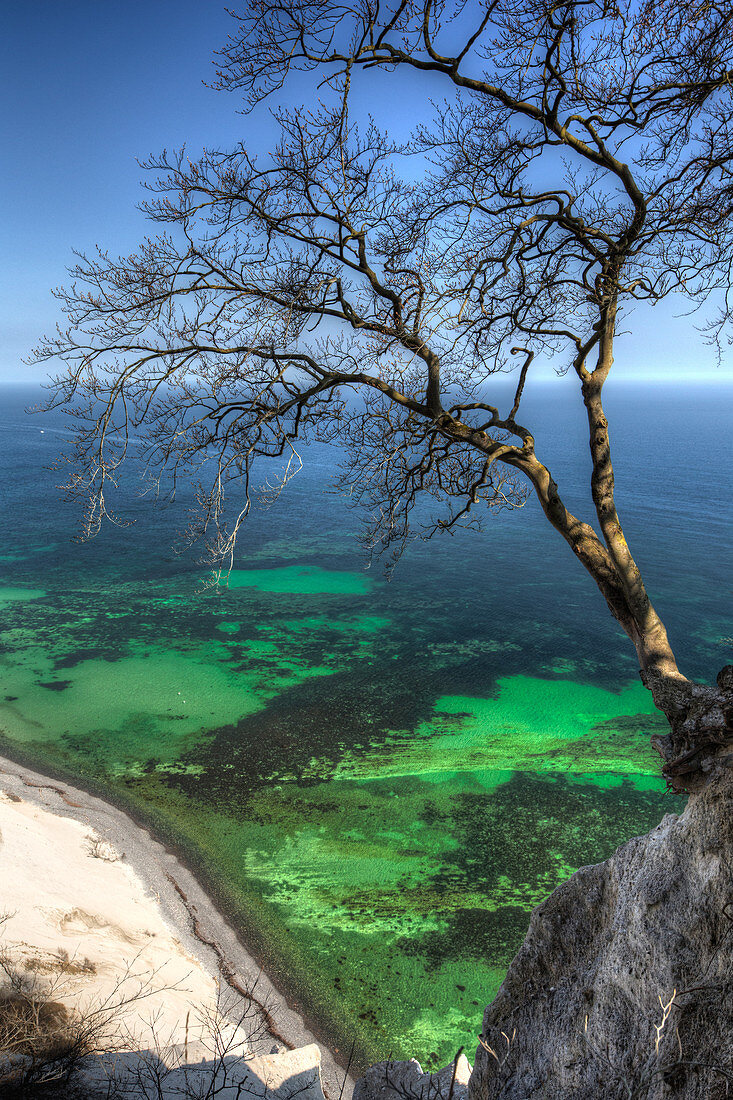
left=0, top=751, right=356, bottom=1100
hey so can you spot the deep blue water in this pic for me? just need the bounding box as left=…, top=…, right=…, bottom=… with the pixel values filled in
left=3, top=380, right=728, bottom=681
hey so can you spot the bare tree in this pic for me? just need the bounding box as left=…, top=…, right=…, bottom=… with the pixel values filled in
left=36, top=0, right=733, bottom=790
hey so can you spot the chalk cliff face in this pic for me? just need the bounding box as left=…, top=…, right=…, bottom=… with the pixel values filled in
left=469, top=770, right=733, bottom=1100
left=353, top=1052, right=473, bottom=1100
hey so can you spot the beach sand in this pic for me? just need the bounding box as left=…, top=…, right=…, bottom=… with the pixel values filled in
left=0, top=755, right=354, bottom=1098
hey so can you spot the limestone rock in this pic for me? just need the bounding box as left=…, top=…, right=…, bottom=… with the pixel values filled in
left=354, top=1052, right=473, bottom=1100
left=469, top=773, right=733, bottom=1100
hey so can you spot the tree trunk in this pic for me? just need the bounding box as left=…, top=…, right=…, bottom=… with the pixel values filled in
left=504, top=444, right=732, bottom=790
left=448, top=372, right=732, bottom=793
left=579, top=362, right=733, bottom=790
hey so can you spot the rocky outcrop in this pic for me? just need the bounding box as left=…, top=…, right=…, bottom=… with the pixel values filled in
left=354, top=1052, right=473, bottom=1100
left=469, top=771, right=733, bottom=1100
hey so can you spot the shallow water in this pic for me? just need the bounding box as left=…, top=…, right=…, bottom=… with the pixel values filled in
left=0, top=380, right=730, bottom=1068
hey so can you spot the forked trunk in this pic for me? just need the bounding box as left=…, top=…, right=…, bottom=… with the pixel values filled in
left=642, top=663, right=733, bottom=792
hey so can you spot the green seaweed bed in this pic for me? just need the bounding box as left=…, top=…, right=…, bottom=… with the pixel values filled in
left=0, top=562, right=673, bottom=1070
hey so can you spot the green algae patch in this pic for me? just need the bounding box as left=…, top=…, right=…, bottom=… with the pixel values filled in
left=0, top=642, right=261, bottom=756
left=0, top=586, right=46, bottom=605
left=217, top=621, right=241, bottom=634
left=135, top=669, right=670, bottom=1069
left=316, top=675, right=664, bottom=785
left=116, top=756, right=670, bottom=1072
left=0, top=629, right=338, bottom=774
left=233, top=637, right=334, bottom=687
left=224, top=565, right=373, bottom=595
left=108, top=771, right=505, bottom=1069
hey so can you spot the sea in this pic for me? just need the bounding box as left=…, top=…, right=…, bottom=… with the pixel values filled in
left=0, top=378, right=730, bottom=1070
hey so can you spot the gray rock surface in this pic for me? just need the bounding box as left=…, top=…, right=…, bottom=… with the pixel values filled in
left=354, top=1052, right=473, bottom=1100
left=469, top=772, right=733, bottom=1100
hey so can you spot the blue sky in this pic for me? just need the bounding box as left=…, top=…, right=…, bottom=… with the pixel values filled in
left=2, top=0, right=731, bottom=385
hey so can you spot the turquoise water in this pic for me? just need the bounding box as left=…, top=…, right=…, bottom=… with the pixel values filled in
left=0, top=381, right=730, bottom=1069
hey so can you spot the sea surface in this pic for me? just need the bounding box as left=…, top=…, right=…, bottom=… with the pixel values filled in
left=0, top=379, right=730, bottom=1069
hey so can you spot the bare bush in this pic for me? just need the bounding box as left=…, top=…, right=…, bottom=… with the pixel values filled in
left=0, top=918, right=317, bottom=1100
left=0, top=927, right=181, bottom=1098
